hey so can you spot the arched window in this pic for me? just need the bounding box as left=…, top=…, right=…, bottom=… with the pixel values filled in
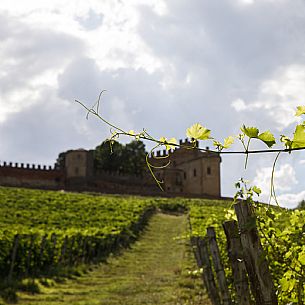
left=207, top=167, right=211, bottom=175
left=193, top=169, right=197, bottom=177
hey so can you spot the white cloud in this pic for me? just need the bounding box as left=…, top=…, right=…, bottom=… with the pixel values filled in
left=0, top=0, right=163, bottom=73
left=253, top=163, right=298, bottom=205
left=232, top=65, right=305, bottom=130
left=0, top=12, right=84, bottom=123
left=231, top=98, right=247, bottom=112
left=0, top=88, right=40, bottom=122
left=277, top=191, right=305, bottom=209
left=2, top=0, right=305, bottom=199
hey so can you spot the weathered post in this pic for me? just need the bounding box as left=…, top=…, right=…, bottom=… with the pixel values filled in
left=223, top=220, right=252, bottom=305
left=234, top=201, right=278, bottom=305
left=190, top=235, right=211, bottom=297
left=207, top=227, right=232, bottom=305
left=190, top=236, right=203, bottom=267
left=8, top=234, right=19, bottom=282
left=198, top=237, right=221, bottom=305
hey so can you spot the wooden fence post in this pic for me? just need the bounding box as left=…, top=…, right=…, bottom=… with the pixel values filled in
left=190, top=236, right=203, bottom=267
left=8, top=234, right=19, bottom=282
left=223, top=220, right=252, bottom=305
left=197, top=237, right=221, bottom=305
left=207, top=227, right=232, bottom=305
left=190, top=235, right=212, bottom=299
left=234, top=201, right=278, bottom=305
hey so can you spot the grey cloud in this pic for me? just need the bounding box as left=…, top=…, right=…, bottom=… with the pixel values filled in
left=0, top=86, right=105, bottom=165
left=2, top=1, right=305, bottom=199
left=57, top=56, right=223, bottom=140
left=0, top=12, right=85, bottom=94
left=138, top=1, right=305, bottom=79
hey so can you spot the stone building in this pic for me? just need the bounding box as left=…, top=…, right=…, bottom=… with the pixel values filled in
left=0, top=139, right=221, bottom=197
left=148, top=139, right=221, bottom=197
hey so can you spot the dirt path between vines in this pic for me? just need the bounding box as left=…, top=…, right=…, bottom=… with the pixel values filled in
left=17, top=213, right=211, bottom=305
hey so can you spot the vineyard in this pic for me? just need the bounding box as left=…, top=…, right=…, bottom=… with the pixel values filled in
left=0, top=186, right=304, bottom=304
left=0, top=187, right=156, bottom=285
left=189, top=199, right=305, bottom=304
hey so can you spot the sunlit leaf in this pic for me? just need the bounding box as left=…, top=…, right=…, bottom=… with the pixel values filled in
left=292, top=124, right=305, bottom=148
left=159, top=137, right=177, bottom=151
left=213, top=136, right=234, bottom=151
left=258, top=131, right=276, bottom=148
left=223, top=136, right=235, bottom=148
left=166, top=137, right=177, bottom=150
left=252, top=186, right=261, bottom=196
left=213, top=140, right=222, bottom=150
left=280, top=135, right=293, bottom=149
left=298, top=250, right=305, bottom=265
left=186, top=123, right=211, bottom=140
left=240, top=125, right=259, bottom=138
left=295, top=105, right=305, bottom=116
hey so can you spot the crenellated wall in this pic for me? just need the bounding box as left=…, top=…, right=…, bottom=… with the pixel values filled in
left=0, top=161, right=65, bottom=189
left=0, top=139, right=222, bottom=198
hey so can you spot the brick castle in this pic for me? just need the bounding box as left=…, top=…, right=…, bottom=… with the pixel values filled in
left=0, top=139, right=221, bottom=198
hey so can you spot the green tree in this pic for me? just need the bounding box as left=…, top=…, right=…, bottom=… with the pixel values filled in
left=121, top=140, right=147, bottom=177
left=55, top=152, right=66, bottom=169
left=94, top=140, right=124, bottom=173
left=93, top=140, right=147, bottom=176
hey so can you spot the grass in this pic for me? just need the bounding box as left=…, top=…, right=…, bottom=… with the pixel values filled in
left=14, top=213, right=211, bottom=305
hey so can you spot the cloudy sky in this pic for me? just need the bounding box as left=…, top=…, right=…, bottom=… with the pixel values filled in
left=1, top=0, right=305, bottom=208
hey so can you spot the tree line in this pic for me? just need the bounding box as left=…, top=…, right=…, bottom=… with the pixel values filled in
left=93, top=140, right=147, bottom=177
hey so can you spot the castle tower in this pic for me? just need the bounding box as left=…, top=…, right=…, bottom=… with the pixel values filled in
left=148, top=139, right=221, bottom=197
left=64, top=149, right=94, bottom=178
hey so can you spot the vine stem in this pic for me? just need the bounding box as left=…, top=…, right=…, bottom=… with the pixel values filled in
left=269, top=152, right=281, bottom=206
left=244, top=138, right=251, bottom=169
left=75, top=98, right=305, bottom=155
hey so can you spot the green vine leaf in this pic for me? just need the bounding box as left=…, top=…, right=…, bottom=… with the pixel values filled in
left=241, top=125, right=275, bottom=148
left=186, top=123, right=211, bottom=140
left=223, top=136, right=235, bottom=148
left=298, top=249, right=305, bottom=265
left=257, top=131, right=276, bottom=148
left=213, top=136, right=234, bottom=151
left=291, top=124, right=305, bottom=148
left=280, top=135, right=293, bottom=149
left=240, top=125, right=259, bottom=138
left=159, top=137, right=177, bottom=151
left=252, top=185, right=262, bottom=196
left=295, top=105, right=305, bottom=116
